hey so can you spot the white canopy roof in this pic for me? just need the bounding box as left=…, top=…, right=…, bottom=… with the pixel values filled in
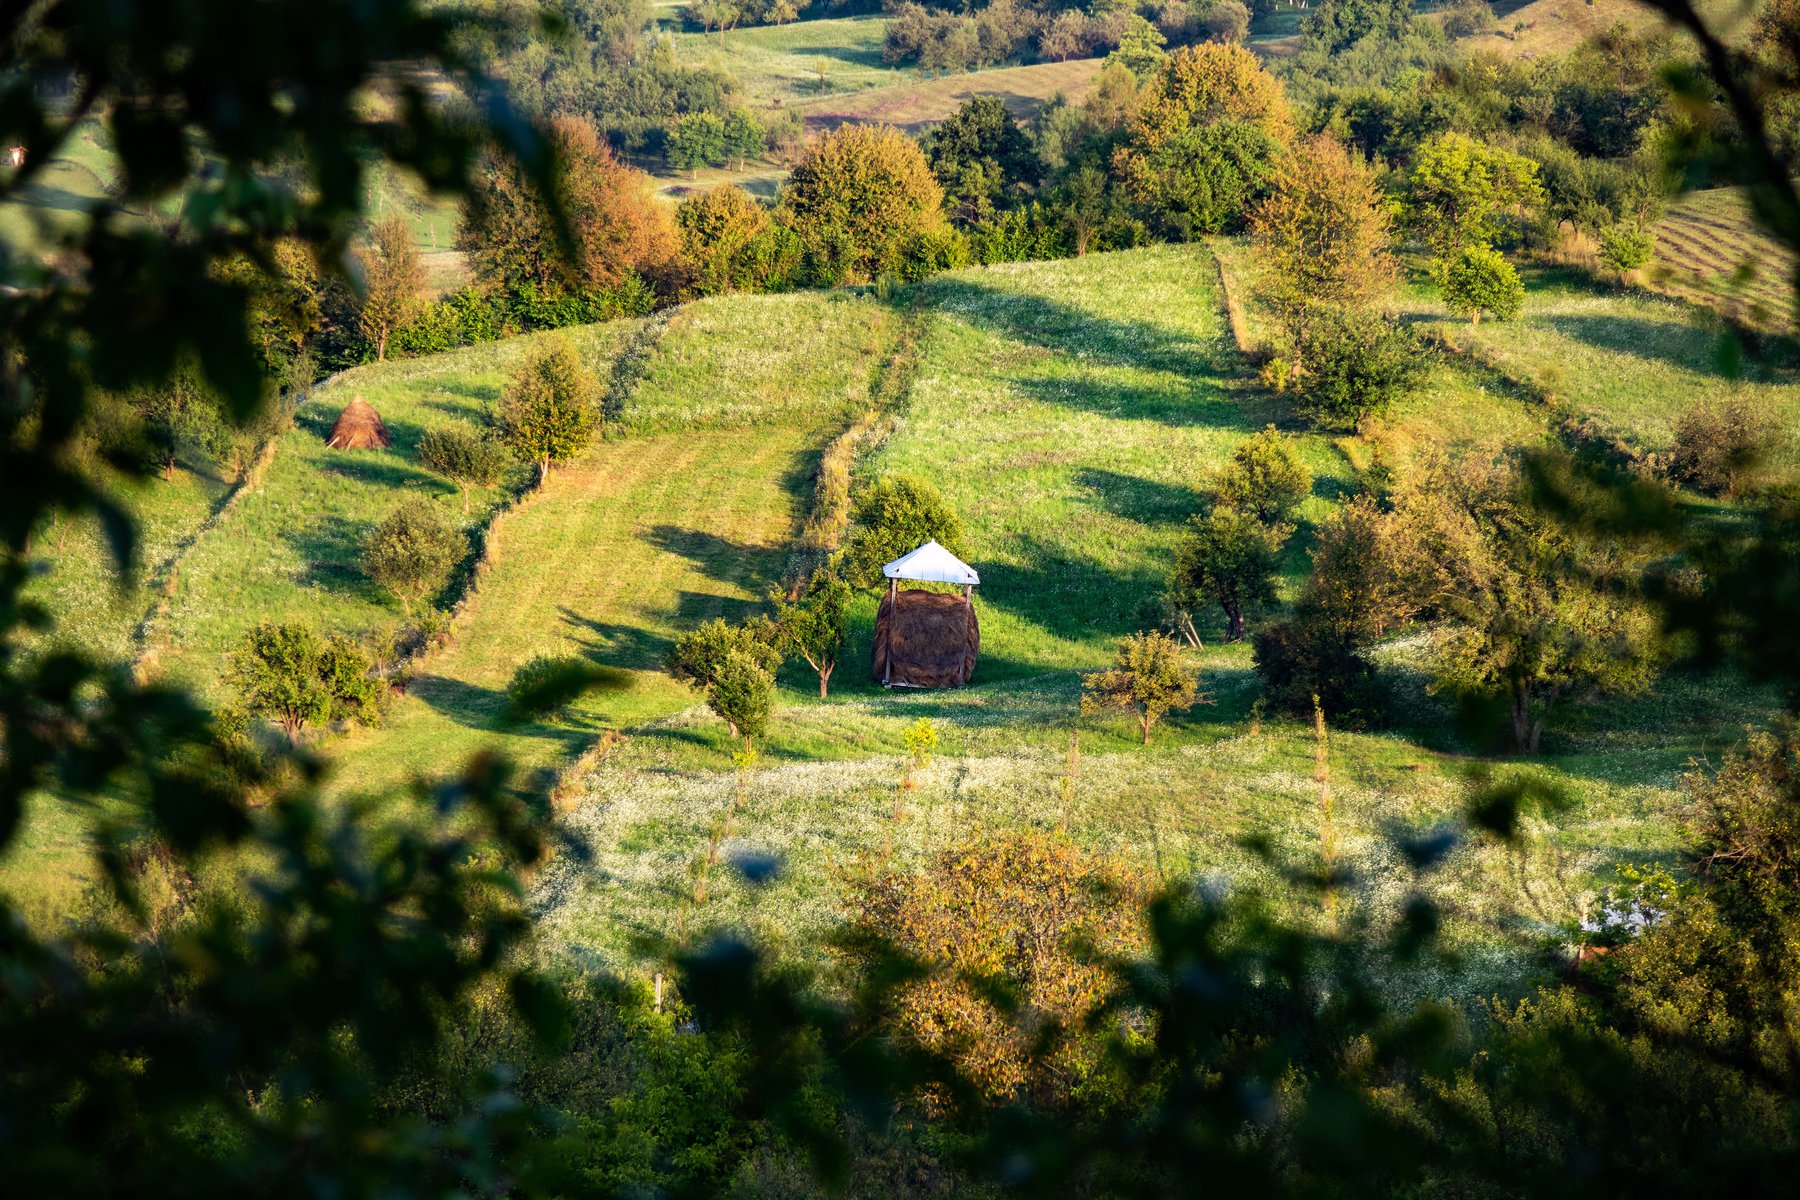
left=883, top=540, right=979, bottom=586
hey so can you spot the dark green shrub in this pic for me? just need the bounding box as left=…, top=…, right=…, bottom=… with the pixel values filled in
left=708, top=649, right=775, bottom=743
left=1293, top=308, right=1426, bottom=432
left=841, top=475, right=970, bottom=587
left=1666, top=397, right=1778, bottom=497
left=362, top=498, right=466, bottom=616
left=1251, top=618, right=1383, bottom=728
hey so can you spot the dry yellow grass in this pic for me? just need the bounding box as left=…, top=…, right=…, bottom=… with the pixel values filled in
left=1650, top=187, right=1798, bottom=331
left=1459, top=0, right=1761, bottom=60
left=799, top=57, right=1105, bottom=134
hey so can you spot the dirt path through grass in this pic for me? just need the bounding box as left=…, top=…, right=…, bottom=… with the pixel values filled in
left=327, top=423, right=820, bottom=798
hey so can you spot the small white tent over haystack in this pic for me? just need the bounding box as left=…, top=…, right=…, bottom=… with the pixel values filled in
left=873, top=540, right=981, bottom=688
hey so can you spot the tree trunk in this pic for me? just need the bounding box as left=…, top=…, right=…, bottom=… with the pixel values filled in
left=1140, top=714, right=1152, bottom=745
left=461, top=483, right=471, bottom=516
left=538, top=457, right=549, bottom=485
left=164, top=452, right=175, bottom=483
left=726, top=717, right=739, bottom=739
left=1226, top=606, right=1245, bottom=642
left=1470, top=311, right=1481, bottom=326
left=376, top=331, right=388, bottom=362
left=818, top=664, right=832, bottom=699
left=1509, top=686, right=1533, bottom=754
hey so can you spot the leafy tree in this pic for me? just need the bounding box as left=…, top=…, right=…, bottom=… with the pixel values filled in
left=922, top=96, right=1042, bottom=226
left=1442, top=244, right=1525, bottom=324
left=494, top=334, right=602, bottom=482
left=773, top=568, right=852, bottom=698
left=130, top=368, right=235, bottom=483
left=1301, top=0, right=1412, bottom=53
left=1081, top=630, right=1203, bottom=744
left=708, top=649, right=775, bottom=742
left=667, top=110, right=726, bottom=177
left=1250, top=134, right=1396, bottom=378
left=417, top=423, right=510, bottom=514
left=228, top=622, right=381, bottom=746
left=1667, top=396, right=1777, bottom=498
left=842, top=832, right=1145, bottom=1108
left=678, top=184, right=777, bottom=295
left=1252, top=617, right=1384, bottom=727
left=841, top=474, right=970, bottom=587
left=1390, top=457, right=1661, bottom=753
left=1172, top=506, right=1285, bottom=641
left=1405, top=132, right=1546, bottom=271
left=1292, top=307, right=1426, bottom=432
left=721, top=107, right=766, bottom=170
left=1112, top=43, right=1292, bottom=238
left=362, top=498, right=465, bottom=616
left=1598, top=221, right=1656, bottom=282
left=774, top=124, right=949, bottom=284
left=356, top=215, right=425, bottom=361
left=459, top=115, right=678, bottom=303
left=1105, top=15, right=1168, bottom=80
left=1216, top=424, right=1313, bottom=523
left=665, top=616, right=783, bottom=692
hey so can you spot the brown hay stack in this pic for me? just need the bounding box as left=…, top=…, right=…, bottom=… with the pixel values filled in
left=873, top=589, right=979, bottom=689
left=326, top=395, right=392, bottom=450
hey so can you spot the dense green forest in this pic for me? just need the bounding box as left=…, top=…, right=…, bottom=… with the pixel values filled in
left=4, top=0, right=1800, bottom=1196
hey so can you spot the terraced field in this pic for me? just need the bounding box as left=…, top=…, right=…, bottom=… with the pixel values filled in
left=1652, top=186, right=1798, bottom=332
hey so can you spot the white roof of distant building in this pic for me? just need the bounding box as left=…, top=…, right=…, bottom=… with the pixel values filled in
left=882, top=540, right=979, bottom=586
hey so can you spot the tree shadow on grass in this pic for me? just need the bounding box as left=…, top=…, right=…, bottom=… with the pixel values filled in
left=921, top=275, right=1227, bottom=383
left=559, top=607, right=675, bottom=672
left=314, top=449, right=446, bottom=494
left=1537, top=312, right=1737, bottom=377
left=1007, top=373, right=1261, bottom=430
left=1072, top=467, right=1206, bottom=526
left=976, top=530, right=1168, bottom=645
left=406, top=672, right=608, bottom=746
left=640, top=524, right=785, bottom=595
left=282, top=514, right=378, bottom=597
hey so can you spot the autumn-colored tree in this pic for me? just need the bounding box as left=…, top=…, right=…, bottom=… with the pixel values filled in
left=843, top=832, right=1146, bottom=1110
left=493, top=334, right=602, bottom=482
left=774, top=124, right=949, bottom=284
left=1111, top=42, right=1293, bottom=238
left=458, top=115, right=678, bottom=303
left=356, top=215, right=424, bottom=361
left=1215, top=424, right=1313, bottom=523
left=1250, top=134, right=1395, bottom=376
left=1081, top=630, right=1204, bottom=744
left=677, top=184, right=771, bottom=295
left=1405, top=132, right=1545, bottom=272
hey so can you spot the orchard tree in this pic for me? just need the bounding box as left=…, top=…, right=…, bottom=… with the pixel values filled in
left=923, top=96, right=1042, bottom=226
left=417, top=423, right=510, bottom=514
left=775, top=124, right=949, bottom=283
left=1111, top=42, right=1293, bottom=238
left=1405, top=132, right=1545, bottom=272
left=841, top=474, right=970, bottom=586
left=667, top=111, right=726, bottom=178
left=677, top=184, right=772, bottom=295
left=228, top=622, right=381, bottom=746
left=708, top=648, right=775, bottom=743
left=721, top=108, right=767, bottom=170
left=130, top=368, right=233, bottom=483
left=362, top=498, right=465, bottom=616
left=1171, top=506, right=1285, bottom=640
left=494, top=334, right=602, bottom=482
left=1216, top=425, right=1313, bottom=523
left=1391, top=457, right=1661, bottom=754
left=665, top=616, right=784, bottom=692
left=1080, top=631, right=1203, bottom=744
left=774, top=568, right=852, bottom=698
left=459, top=115, right=678, bottom=302
left=356, top=215, right=424, bottom=361
left=1598, top=222, right=1655, bottom=283
left=1291, top=307, right=1425, bottom=432
left=1250, top=134, right=1396, bottom=377
left=1442, top=245, right=1525, bottom=324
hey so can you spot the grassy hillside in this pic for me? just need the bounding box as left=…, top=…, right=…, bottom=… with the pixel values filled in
left=674, top=16, right=899, bottom=109
left=799, top=57, right=1104, bottom=134
left=7, top=242, right=1784, bottom=997
left=145, top=323, right=643, bottom=700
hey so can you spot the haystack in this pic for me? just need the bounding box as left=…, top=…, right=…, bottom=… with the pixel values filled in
left=873, top=590, right=979, bottom=688
left=872, top=540, right=981, bottom=688
left=326, top=395, right=391, bottom=450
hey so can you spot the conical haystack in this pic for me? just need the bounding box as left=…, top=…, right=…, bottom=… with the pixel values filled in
left=326, top=395, right=391, bottom=450
left=872, top=589, right=979, bottom=689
